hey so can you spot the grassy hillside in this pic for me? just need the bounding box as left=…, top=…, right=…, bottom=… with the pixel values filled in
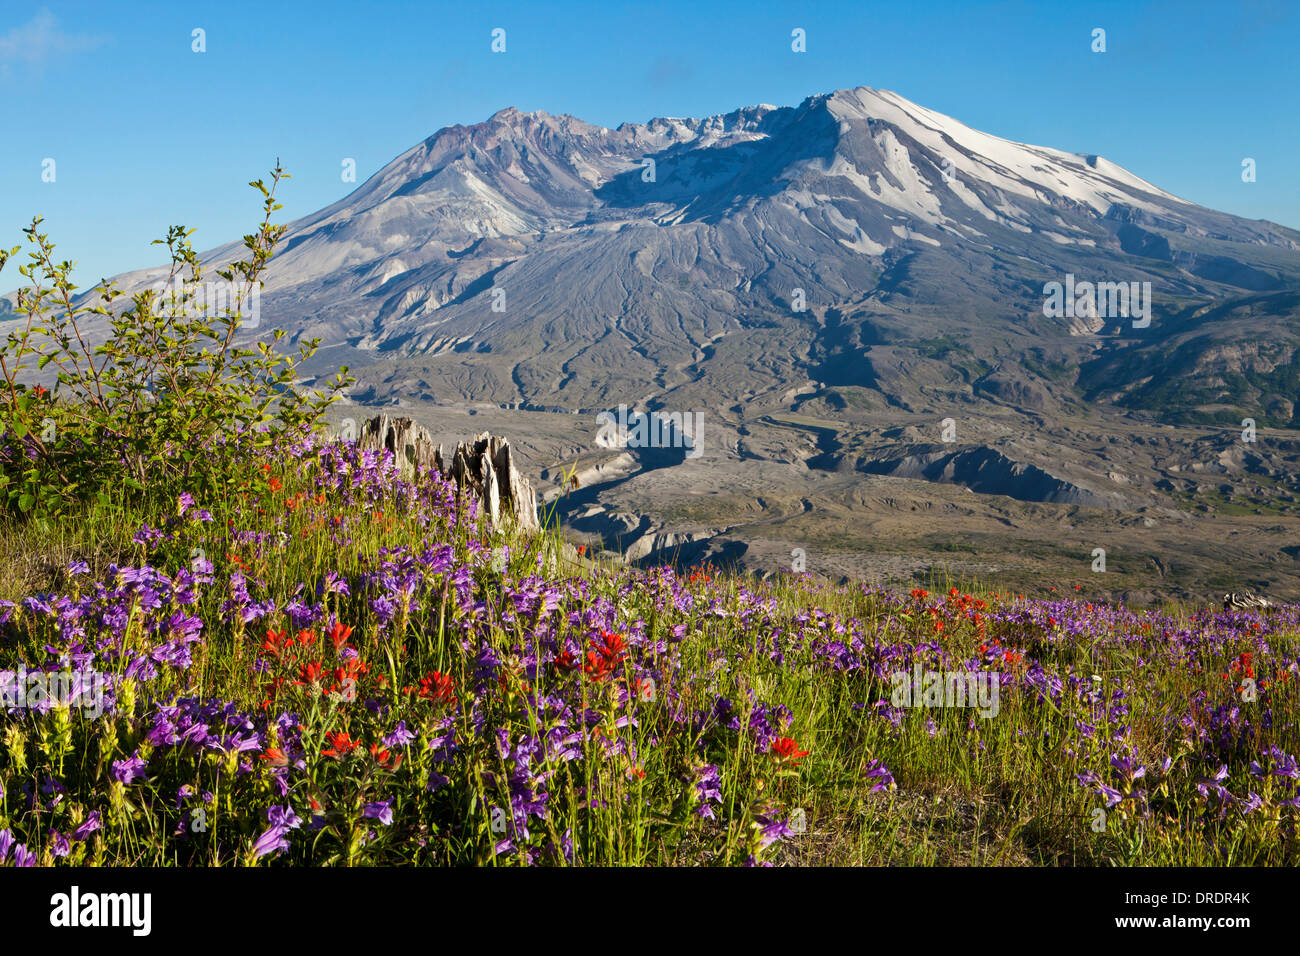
left=0, top=428, right=1297, bottom=866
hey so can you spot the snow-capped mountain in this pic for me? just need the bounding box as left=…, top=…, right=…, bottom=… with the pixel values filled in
left=47, top=87, right=1300, bottom=421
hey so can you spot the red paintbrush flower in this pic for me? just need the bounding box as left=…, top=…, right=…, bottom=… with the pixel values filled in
left=261, top=628, right=288, bottom=657
left=322, top=730, right=359, bottom=757
left=771, top=736, right=810, bottom=765
left=593, top=630, right=627, bottom=663
left=583, top=649, right=616, bottom=682
left=260, top=746, right=290, bottom=767
left=330, top=657, right=368, bottom=692
left=418, top=670, right=456, bottom=706
left=369, top=743, right=403, bottom=770
left=297, top=660, right=325, bottom=685
left=326, top=621, right=354, bottom=651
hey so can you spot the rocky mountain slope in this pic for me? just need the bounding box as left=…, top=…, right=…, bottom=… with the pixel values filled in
left=73, top=86, right=1300, bottom=416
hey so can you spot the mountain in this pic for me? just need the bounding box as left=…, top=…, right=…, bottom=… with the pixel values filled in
left=82, top=87, right=1300, bottom=413
left=16, top=87, right=1300, bottom=598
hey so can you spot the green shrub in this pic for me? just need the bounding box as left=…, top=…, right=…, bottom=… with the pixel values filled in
left=0, top=163, right=351, bottom=520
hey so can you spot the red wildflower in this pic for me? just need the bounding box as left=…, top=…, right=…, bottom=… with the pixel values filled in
left=297, top=660, right=325, bottom=685
left=369, top=744, right=403, bottom=770
left=331, top=658, right=368, bottom=692
left=583, top=649, right=617, bottom=682
left=326, top=621, right=354, bottom=651
left=593, top=630, right=627, bottom=663
left=322, top=731, right=359, bottom=757
left=770, top=736, right=810, bottom=765
left=260, top=746, right=290, bottom=768
left=418, top=670, right=456, bottom=706
left=261, top=628, right=288, bottom=657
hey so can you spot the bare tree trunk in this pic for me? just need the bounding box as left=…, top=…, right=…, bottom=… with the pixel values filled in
left=357, top=414, right=539, bottom=534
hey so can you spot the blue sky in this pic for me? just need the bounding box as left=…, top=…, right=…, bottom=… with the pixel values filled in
left=1, top=0, right=1297, bottom=286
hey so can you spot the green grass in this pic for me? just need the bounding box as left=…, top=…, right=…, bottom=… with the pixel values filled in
left=0, top=439, right=1297, bottom=866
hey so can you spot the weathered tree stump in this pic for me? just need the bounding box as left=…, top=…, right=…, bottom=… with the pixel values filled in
left=357, top=414, right=539, bottom=533
left=1223, top=591, right=1274, bottom=612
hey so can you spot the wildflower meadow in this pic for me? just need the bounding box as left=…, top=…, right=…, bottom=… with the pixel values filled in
left=0, top=426, right=1297, bottom=867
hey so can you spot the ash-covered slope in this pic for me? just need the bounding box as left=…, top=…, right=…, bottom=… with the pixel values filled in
left=49, top=87, right=1300, bottom=422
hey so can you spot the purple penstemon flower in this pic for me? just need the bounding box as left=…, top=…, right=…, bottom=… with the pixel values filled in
left=71, top=812, right=101, bottom=841
left=111, top=752, right=148, bottom=785
left=251, top=805, right=301, bottom=861
left=752, top=810, right=794, bottom=851
left=692, top=764, right=723, bottom=819
left=382, top=721, right=415, bottom=748
left=267, top=805, right=302, bottom=831
left=251, top=826, right=292, bottom=860
left=317, top=571, right=349, bottom=598
left=863, top=759, right=894, bottom=792
left=363, top=800, right=394, bottom=826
